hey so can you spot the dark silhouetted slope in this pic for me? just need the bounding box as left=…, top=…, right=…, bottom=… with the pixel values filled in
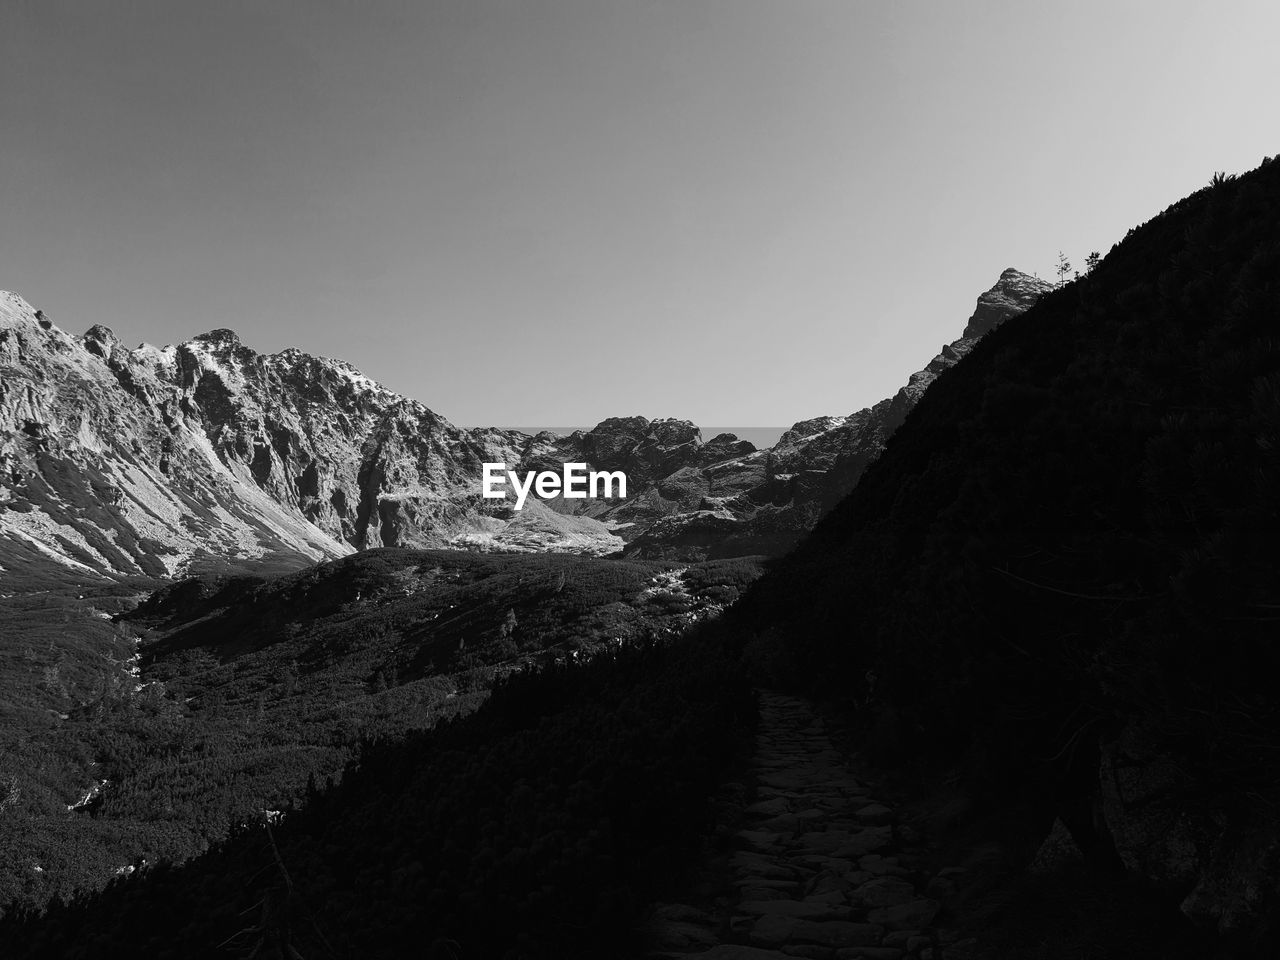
left=733, top=157, right=1280, bottom=952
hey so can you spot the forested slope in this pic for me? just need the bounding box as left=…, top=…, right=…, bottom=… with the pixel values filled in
left=1, top=632, right=754, bottom=959
left=0, top=548, right=761, bottom=922
left=732, top=158, right=1280, bottom=950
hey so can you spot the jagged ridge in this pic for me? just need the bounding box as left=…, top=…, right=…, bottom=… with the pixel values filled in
left=0, top=270, right=1048, bottom=578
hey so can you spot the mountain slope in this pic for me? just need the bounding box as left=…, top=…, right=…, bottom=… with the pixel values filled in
left=0, top=546, right=762, bottom=919
left=733, top=157, right=1280, bottom=952
left=0, top=296, right=630, bottom=582
left=0, top=295, right=351, bottom=578
left=0, top=596, right=756, bottom=960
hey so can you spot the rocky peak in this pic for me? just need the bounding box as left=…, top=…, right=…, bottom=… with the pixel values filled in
left=80, top=324, right=120, bottom=360
left=647, top=418, right=701, bottom=446
left=191, top=328, right=242, bottom=347
left=579, top=417, right=653, bottom=470
left=1, top=291, right=46, bottom=329
left=735, top=269, right=1052, bottom=541
left=584, top=416, right=651, bottom=441
left=181, top=329, right=256, bottom=375
left=961, top=268, right=1052, bottom=339
left=700, top=433, right=757, bottom=464
left=559, top=416, right=708, bottom=488
left=0, top=294, right=90, bottom=367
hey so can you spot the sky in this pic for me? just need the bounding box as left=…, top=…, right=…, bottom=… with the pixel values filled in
left=2, top=1, right=1277, bottom=428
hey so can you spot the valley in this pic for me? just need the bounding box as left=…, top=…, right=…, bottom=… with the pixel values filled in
left=3, top=156, right=1280, bottom=958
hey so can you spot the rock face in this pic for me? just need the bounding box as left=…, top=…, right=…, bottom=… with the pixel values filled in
left=0, top=292, right=614, bottom=578
left=0, top=270, right=1048, bottom=577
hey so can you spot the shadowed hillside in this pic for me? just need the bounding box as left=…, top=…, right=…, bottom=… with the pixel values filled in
left=0, top=548, right=762, bottom=920
left=0, top=630, right=755, bottom=960
left=732, top=157, right=1280, bottom=953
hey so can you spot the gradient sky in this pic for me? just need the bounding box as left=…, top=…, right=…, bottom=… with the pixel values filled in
left=3, top=1, right=1276, bottom=428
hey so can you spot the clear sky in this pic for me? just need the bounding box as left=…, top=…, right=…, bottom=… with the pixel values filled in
left=2, top=1, right=1276, bottom=428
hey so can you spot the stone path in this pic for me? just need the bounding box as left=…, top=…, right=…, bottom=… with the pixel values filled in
left=642, top=691, right=978, bottom=960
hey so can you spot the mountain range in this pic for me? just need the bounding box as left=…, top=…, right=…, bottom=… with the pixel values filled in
left=0, top=269, right=1049, bottom=579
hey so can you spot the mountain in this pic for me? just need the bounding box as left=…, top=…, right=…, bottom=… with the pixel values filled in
left=616, top=268, right=1053, bottom=558
left=732, top=158, right=1280, bottom=952
left=0, top=296, right=619, bottom=583
left=0, top=271, right=1049, bottom=580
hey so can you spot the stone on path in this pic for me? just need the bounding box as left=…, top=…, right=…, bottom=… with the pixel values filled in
left=655, top=902, right=712, bottom=923
left=849, top=877, right=916, bottom=908
left=866, top=898, right=940, bottom=930
left=737, top=899, right=853, bottom=920
left=747, top=797, right=791, bottom=817
left=738, top=829, right=787, bottom=852
left=685, top=946, right=793, bottom=960
left=646, top=917, right=720, bottom=950
left=749, top=916, right=885, bottom=948
left=853, top=803, right=894, bottom=825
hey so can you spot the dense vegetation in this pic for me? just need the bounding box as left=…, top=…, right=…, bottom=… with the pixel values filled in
left=0, top=547, right=762, bottom=919
left=0, top=542, right=158, bottom=911
left=1, top=632, right=754, bottom=959
left=733, top=158, right=1280, bottom=940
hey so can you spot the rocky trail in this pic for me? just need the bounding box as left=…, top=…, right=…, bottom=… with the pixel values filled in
left=643, top=691, right=977, bottom=960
